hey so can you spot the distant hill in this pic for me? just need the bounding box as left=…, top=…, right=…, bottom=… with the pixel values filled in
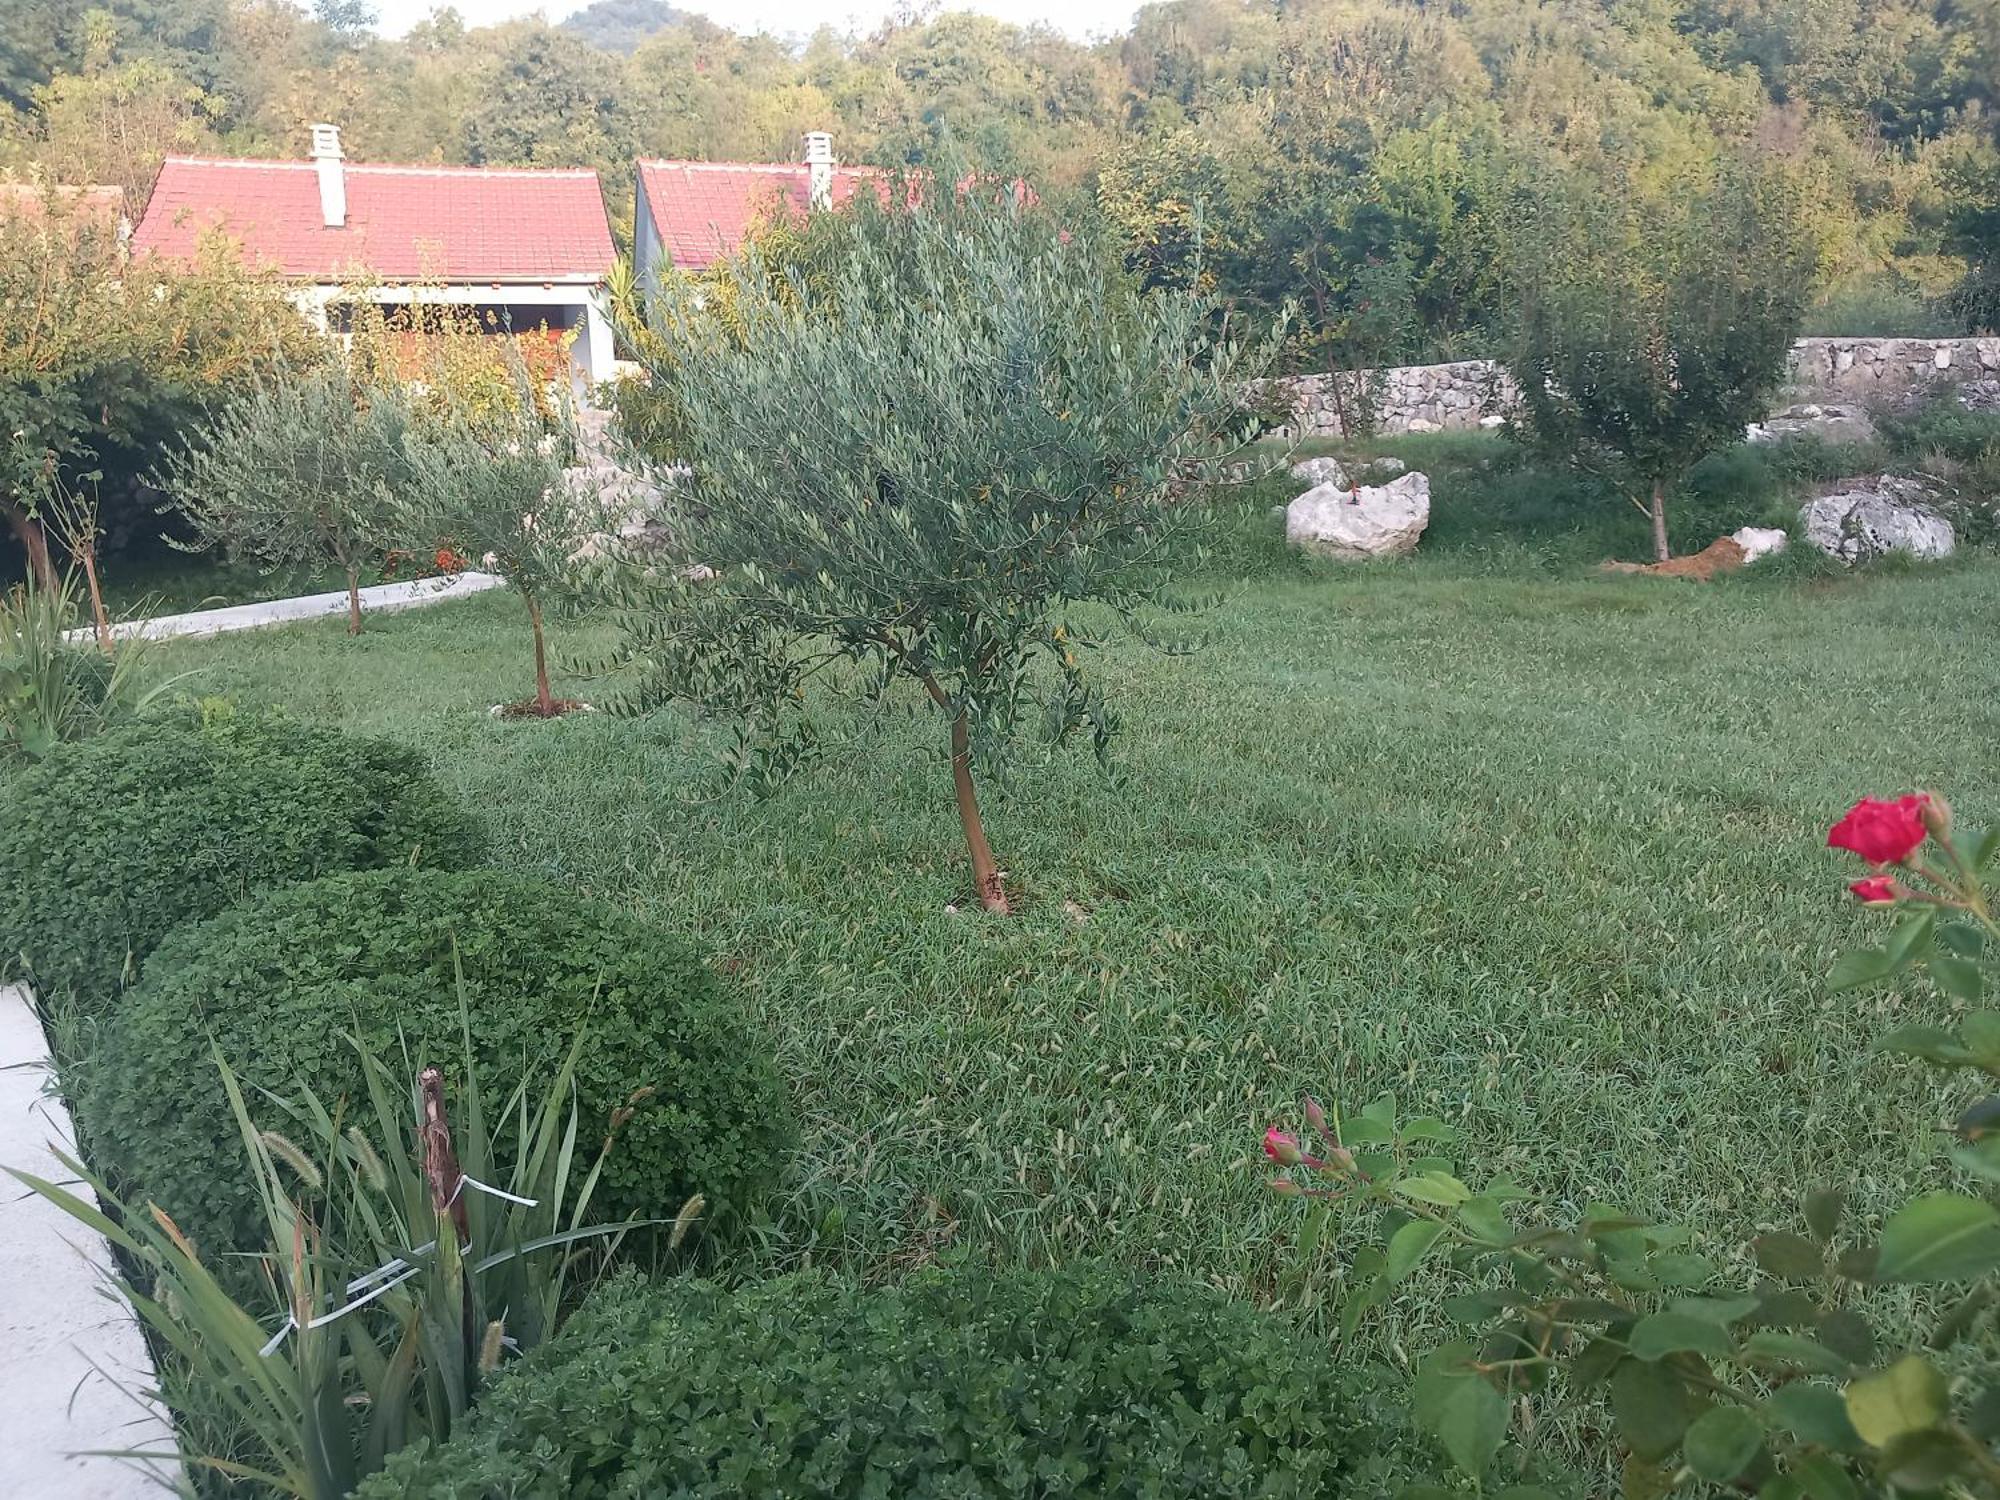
left=560, top=0, right=690, bottom=54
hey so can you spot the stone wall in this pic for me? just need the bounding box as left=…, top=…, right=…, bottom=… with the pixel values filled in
left=1782, top=337, right=2000, bottom=406
left=1269, top=361, right=1514, bottom=439
left=1268, top=337, right=2000, bottom=439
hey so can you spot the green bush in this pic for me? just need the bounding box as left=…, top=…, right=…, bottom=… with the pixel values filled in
left=1802, top=277, right=1961, bottom=338
left=0, top=708, right=484, bottom=1011
left=357, top=1263, right=1370, bottom=1500
left=1876, top=392, right=2000, bottom=465
left=78, top=867, right=794, bottom=1269
left=1875, top=395, right=2000, bottom=548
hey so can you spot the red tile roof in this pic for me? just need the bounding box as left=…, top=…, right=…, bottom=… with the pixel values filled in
left=132, top=157, right=616, bottom=284
left=637, top=160, right=882, bottom=271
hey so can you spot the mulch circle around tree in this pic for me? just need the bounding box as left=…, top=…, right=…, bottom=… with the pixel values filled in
left=489, top=699, right=593, bottom=719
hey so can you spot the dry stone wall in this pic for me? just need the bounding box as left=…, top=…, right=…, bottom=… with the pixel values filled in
left=1783, top=337, right=2000, bottom=406
left=1268, top=337, right=2000, bottom=439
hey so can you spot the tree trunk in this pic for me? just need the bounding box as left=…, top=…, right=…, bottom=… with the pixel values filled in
left=949, top=709, right=1009, bottom=914
left=2, top=497, right=57, bottom=593
left=79, top=548, right=112, bottom=653
left=1649, top=477, right=1671, bottom=564
left=345, top=564, right=364, bottom=635
left=527, top=593, right=554, bottom=717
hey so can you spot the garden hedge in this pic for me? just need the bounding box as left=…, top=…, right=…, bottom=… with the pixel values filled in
left=0, top=708, right=484, bottom=1013
left=79, top=867, right=793, bottom=1268
left=356, top=1263, right=1369, bottom=1499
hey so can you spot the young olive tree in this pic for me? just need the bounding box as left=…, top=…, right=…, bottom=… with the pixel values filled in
left=608, top=177, right=1274, bottom=913
left=1504, top=158, right=1816, bottom=562
left=401, top=397, right=596, bottom=717
left=159, top=360, right=412, bottom=633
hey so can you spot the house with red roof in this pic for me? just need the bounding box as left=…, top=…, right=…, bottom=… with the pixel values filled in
left=634, top=132, right=878, bottom=287
left=132, top=126, right=620, bottom=389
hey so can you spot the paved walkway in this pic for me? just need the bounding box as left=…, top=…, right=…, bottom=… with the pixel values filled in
left=0, top=985, right=180, bottom=1497
left=67, top=570, right=507, bottom=644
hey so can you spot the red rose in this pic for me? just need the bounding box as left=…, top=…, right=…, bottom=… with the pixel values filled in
left=1827, top=795, right=1930, bottom=866
left=1263, top=1127, right=1301, bottom=1166
left=1849, top=876, right=1900, bottom=906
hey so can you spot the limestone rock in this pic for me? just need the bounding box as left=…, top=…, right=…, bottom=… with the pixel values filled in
left=1957, top=378, right=2000, bottom=414
left=1289, top=455, right=1351, bottom=490
left=1730, top=526, right=1788, bottom=562
left=1799, top=478, right=1955, bottom=563
left=1745, top=404, right=1876, bottom=446
left=1287, top=472, right=1430, bottom=560
left=1366, top=456, right=1408, bottom=479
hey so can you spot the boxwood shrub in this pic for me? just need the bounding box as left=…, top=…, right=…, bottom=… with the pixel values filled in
left=357, top=1263, right=1368, bottom=1499
left=0, top=708, right=484, bottom=1013
left=79, top=867, right=793, bottom=1268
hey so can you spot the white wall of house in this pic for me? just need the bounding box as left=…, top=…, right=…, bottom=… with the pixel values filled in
left=292, top=281, right=617, bottom=397
left=633, top=171, right=666, bottom=292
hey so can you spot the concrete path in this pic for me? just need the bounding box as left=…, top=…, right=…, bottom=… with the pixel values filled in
left=0, top=985, right=180, bottom=1497
left=66, top=570, right=506, bottom=644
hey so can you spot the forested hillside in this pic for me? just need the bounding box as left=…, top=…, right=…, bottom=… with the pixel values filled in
left=2, top=0, right=1995, bottom=362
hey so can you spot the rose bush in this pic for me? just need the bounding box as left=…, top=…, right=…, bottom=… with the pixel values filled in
left=1268, top=790, right=2000, bottom=1497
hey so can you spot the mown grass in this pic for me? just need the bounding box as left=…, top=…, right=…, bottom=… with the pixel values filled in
left=146, top=434, right=2000, bottom=1489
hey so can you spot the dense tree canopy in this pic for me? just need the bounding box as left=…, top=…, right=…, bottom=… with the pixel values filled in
left=0, top=202, right=317, bottom=583
left=0, top=0, right=1995, bottom=371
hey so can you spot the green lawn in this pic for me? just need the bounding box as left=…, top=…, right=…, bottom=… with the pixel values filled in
left=146, top=437, right=2000, bottom=1486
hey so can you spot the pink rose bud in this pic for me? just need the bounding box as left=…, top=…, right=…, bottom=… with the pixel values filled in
left=1263, top=1127, right=1302, bottom=1166
left=1269, top=1177, right=1302, bottom=1196
left=1303, top=1096, right=1329, bottom=1135
left=1849, top=875, right=1901, bottom=906
left=1919, top=793, right=1953, bottom=843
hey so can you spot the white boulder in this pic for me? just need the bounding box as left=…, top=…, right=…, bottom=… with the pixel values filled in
left=1799, top=478, right=1955, bottom=563
left=1289, top=455, right=1352, bottom=490
left=1287, top=472, right=1431, bottom=560
left=1730, top=526, right=1788, bottom=562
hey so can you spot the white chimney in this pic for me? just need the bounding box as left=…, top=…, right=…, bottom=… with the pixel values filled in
left=803, top=131, right=834, bottom=212
left=310, top=123, right=346, bottom=229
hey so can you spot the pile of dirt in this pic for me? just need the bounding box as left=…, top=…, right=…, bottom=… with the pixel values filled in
left=1600, top=536, right=1749, bottom=580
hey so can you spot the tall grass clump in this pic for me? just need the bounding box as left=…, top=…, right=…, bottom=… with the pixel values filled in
left=13, top=994, right=683, bottom=1497
left=0, top=570, right=169, bottom=762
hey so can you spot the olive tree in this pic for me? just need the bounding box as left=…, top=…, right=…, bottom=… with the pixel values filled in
left=1504, top=158, right=1816, bottom=562
left=159, top=360, right=412, bottom=633
left=607, top=177, right=1274, bottom=913
left=400, top=397, right=597, bottom=717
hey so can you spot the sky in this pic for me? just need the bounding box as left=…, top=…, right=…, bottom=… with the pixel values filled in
left=372, top=0, right=1142, bottom=41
